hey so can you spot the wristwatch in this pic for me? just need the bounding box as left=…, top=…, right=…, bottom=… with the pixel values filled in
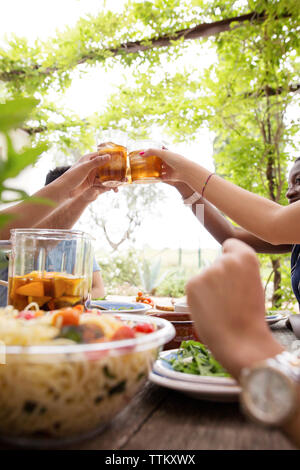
left=240, top=351, right=300, bottom=426
left=183, top=191, right=202, bottom=206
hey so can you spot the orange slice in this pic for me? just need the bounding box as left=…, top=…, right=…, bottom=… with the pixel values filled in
left=54, top=277, right=83, bottom=297
left=16, top=281, right=44, bottom=297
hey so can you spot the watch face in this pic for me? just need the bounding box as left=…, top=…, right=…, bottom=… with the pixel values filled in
left=244, top=367, right=295, bottom=425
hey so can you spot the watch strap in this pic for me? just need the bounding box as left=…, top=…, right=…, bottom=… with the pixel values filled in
left=266, top=351, right=300, bottom=383
left=183, top=191, right=202, bottom=205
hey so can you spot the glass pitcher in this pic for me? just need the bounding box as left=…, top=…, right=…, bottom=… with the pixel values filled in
left=0, top=229, right=93, bottom=311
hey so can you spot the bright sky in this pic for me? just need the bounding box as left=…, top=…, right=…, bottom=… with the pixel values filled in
left=0, top=0, right=220, bottom=252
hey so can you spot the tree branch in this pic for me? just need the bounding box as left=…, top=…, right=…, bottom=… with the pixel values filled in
left=245, top=83, right=300, bottom=98
left=22, top=82, right=299, bottom=136
left=0, top=11, right=289, bottom=82
left=21, top=125, right=48, bottom=135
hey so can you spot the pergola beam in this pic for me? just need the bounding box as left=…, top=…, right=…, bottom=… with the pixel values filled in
left=0, top=11, right=288, bottom=82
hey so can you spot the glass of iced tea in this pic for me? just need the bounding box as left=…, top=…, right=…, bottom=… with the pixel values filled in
left=3, top=229, right=93, bottom=311
left=97, top=131, right=128, bottom=187
left=128, top=140, right=163, bottom=184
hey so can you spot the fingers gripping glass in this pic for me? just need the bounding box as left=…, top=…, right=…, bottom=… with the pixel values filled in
left=128, top=140, right=163, bottom=184
left=96, top=131, right=128, bottom=188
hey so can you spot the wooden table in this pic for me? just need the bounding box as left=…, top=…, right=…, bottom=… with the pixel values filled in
left=0, top=321, right=297, bottom=450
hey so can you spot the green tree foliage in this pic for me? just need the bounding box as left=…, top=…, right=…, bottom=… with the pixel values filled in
left=0, top=98, right=48, bottom=229
left=96, top=248, right=141, bottom=295
left=94, top=0, right=300, bottom=305
left=1, top=0, right=299, bottom=303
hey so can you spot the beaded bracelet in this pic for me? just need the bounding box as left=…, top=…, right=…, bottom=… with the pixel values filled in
left=201, top=173, right=215, bottom=197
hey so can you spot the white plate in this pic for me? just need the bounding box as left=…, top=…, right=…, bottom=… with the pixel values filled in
left=153, top=349, right=236, bottom=386
left=86, top=300, right=152, bottom=314
left=265, top=311, right=288, bottom=325
left=149, top=371, right=240, bottom=402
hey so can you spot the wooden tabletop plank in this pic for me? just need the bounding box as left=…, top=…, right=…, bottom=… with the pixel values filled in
left=121, top=387, right=295, bottom=450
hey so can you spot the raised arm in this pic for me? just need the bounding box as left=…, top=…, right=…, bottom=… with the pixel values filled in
left=34, top=184, right=114, bottom=230
left=0, top=153, right=110, bottom=240
left=143, top=148, right=298, bottom=246
left=172, top=182, right=291, bottom=254
left=33, top=197, right=87, bottom=230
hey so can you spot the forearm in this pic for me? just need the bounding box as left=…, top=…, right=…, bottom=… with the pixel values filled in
left=35, top=193, right=91, bottom=230
left=0, top=151, right=109, bottom=240
left=173, top=183, right=291, bottom=253
left=0, top=180, right=70, bottom=239
left=91, top=272, right=105, bottom=299
left=91, top=285, right=105, bottom=299
left=174, top=182, right=235, bottom=242
left=180, top=161, right=295, bottom=245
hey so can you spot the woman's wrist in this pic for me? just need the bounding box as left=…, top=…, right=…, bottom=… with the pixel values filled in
left=180, top=160, right=211, bottom=191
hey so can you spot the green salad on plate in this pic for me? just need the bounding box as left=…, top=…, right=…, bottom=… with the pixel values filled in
left=164, top=340, right=230, bottom=377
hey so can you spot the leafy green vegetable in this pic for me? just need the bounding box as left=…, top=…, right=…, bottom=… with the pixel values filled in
left=164, top=340, right=230, bottom=377
left=111, top=306, right=135, bottom=310
left=58, top=324, right=104, bottom=343
left=265, top=311, right=279, bottom=317
left=59, top=325, right=83, bottom=343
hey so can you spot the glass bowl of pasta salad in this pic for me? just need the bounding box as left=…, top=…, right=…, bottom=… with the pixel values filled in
left=0, top=305, right=175, bottom=447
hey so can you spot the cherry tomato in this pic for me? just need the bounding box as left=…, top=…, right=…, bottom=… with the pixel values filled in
left=111, top=325, right=136, bottom=341
left=17, top=311, right=37, bottom=320
left=134, top=323, right=155, bottom=334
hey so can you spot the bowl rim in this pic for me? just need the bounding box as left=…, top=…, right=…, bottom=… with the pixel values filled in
left=149, top=312, right=193, bottom=324
left=3, top=313, right=175, bottom=355
left=86, top=299, right=152, bottom=313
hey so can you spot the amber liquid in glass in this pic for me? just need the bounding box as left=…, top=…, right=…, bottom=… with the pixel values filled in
left=97, top=142, right=127, bottom=186
left=8, top=271, right=87, bottom=311
left=129, top=151, right=162, bottom=183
